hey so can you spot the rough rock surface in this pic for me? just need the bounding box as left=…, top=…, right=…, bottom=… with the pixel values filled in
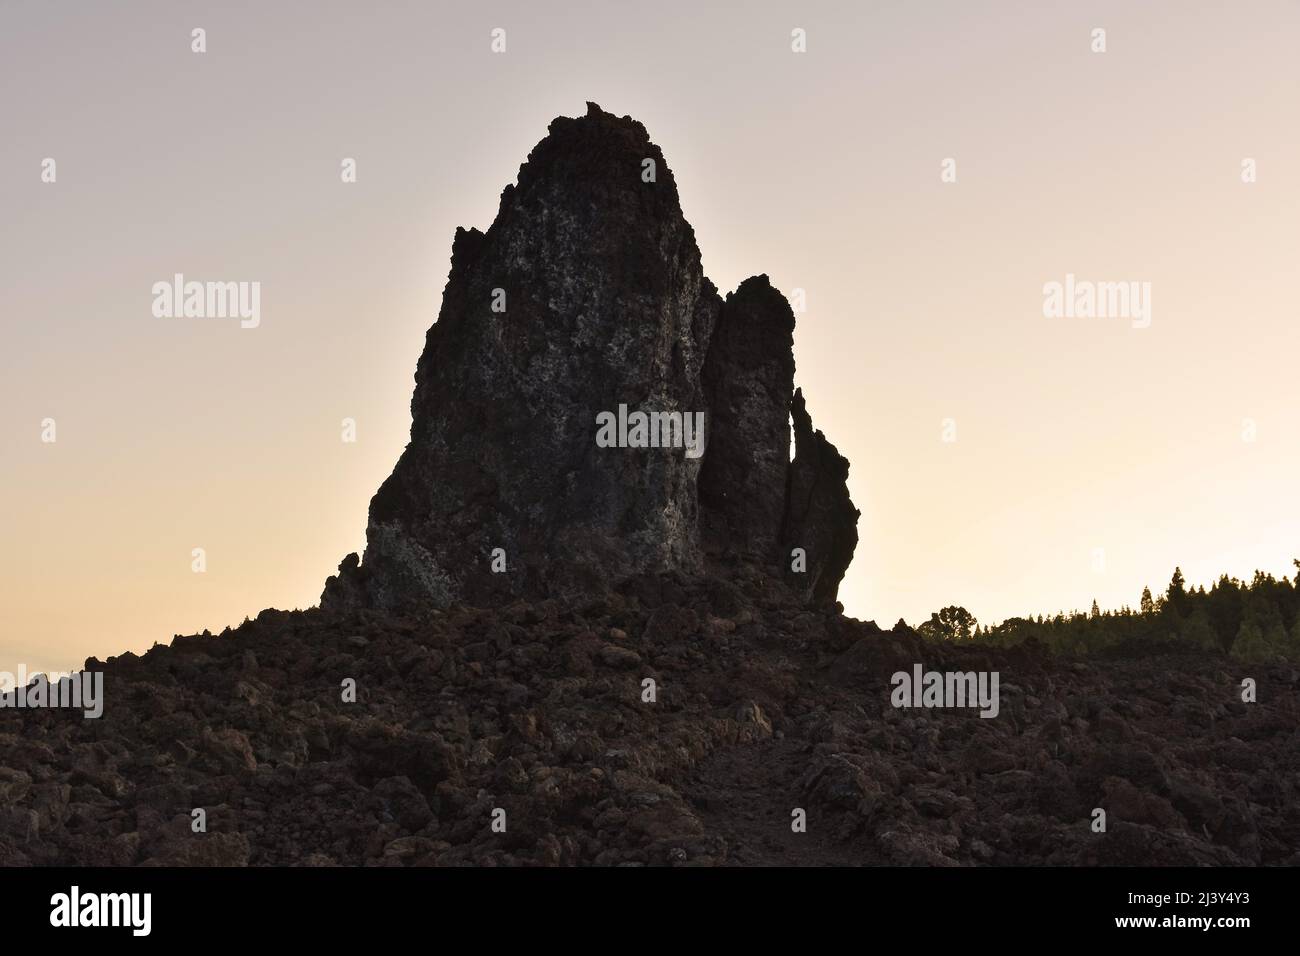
left=698, top=275, right=795, bottom=568
left=322, top=103, right=857, bottom=612
left=3, top=576, right=1296, bottom=866
left=781, top=389, right=859, bottom=603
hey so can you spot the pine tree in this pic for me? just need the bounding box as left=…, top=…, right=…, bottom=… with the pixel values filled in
left=1231, top=621, right=1269, bottom=662
left=1265, top=622, right=1289, bottom=657
left=1140, top=586, right=1155, bottom=615
left=1183, top=608, right=1219, bottom=651
left=1166, top=567, right=1189, bottom=616
left=1287, top=618, right=1300, bottom=658
left=1168, top=567, right=1186, bottom=599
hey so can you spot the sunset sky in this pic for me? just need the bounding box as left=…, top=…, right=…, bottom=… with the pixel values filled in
left=4, top=0, right=1299, bottom=675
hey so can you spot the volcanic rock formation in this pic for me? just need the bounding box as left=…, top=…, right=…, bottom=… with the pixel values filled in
left=321, top=103, right=858, bottom=613
left=4, top=108, right=1294, bottom=871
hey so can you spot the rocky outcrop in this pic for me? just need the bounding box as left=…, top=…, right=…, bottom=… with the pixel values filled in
left=698, top=275, right=795, bottom=569
left=322, top=103, right=857, bottom=612
left=782, top=389, right=860, bottom=602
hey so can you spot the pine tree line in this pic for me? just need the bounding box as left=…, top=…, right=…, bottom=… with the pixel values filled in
left=902, top=562, right=1300, bottom=661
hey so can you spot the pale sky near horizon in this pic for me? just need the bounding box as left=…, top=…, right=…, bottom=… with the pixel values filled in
left=3, top=0, right=1299, bottom=675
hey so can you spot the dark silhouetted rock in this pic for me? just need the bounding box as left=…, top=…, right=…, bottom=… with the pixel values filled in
left=322, top=103, right=857, bottom=612
left=699, top=275, right=796, bottom=568
left=781, top=388, right=860, bottom=602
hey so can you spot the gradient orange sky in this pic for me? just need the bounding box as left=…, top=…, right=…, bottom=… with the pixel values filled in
left=4, top=0, right=1299, bottom=675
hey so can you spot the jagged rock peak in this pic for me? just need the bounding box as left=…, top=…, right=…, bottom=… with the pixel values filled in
left=322, top=104, right=857, bottom=613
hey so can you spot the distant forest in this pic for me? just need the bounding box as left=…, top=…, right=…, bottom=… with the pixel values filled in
left=904, top=563, right=1300, bottom=661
